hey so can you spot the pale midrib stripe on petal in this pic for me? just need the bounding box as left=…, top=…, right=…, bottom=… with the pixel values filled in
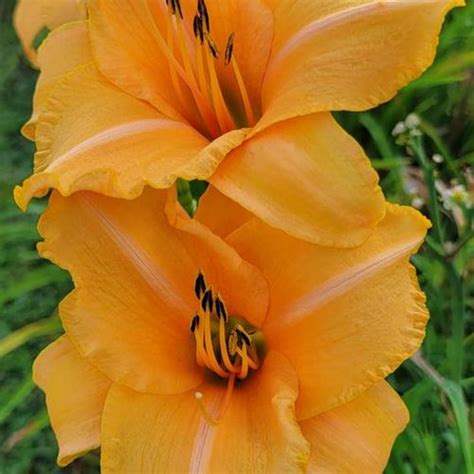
left=81, top=195, right=193, bottom=321
left=273, top=238, right=422, bottom=329
left=189, top=393, right=222, bottom=474
left=46, top=118, right=187, bottom=170
left=265, top=1, right=422, bottom=80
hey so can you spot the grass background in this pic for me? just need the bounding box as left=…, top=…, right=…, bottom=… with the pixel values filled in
left=0, top=0, right=473, bottom=472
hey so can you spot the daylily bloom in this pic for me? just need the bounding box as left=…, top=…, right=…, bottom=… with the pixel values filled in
left=15, top=0, right=461, bottom=246
left=35, top=186, right=430, bottom=472
left=14, top=0, right=86, bottom=65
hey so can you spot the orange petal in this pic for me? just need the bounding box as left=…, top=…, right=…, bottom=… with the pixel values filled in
left=101, top=351, right=310, bottom=473
left=227, top=204, right=430, bottom=419
left=211, top=113, right=385, bottom=247
left=14, top=63, right=230, bottom=211
left=22, top=21, right=92, bottom=140
left=195, top=185, right=254, bottom=240
left=37, top=189, right=203, bottom=394
left=300, top=381, right=409, bottom=473
left=40, top=0, right=86, bottom=30
left=166, top=192, right=269, bottom=328
left=33, top=336, right=111, bottom=467
left=257, top=0, right=464, bottom=132
left=263, top=0, right=375, bottom=53
left=88, top=0, right=186, bottom=121
left=14, top=0, right=86, bottom=66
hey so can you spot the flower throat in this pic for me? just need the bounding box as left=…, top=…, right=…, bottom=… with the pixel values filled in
left=161, top=0, right=256, bottom=138
left=190, top=271, right=265, bottom=424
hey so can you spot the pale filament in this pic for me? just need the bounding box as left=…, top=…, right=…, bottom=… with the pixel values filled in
left=150, top=0, right=256, bottom=138
left=230, top=56, right=256, bottom=127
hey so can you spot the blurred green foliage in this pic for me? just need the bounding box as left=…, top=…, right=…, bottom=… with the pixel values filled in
left=0, top=0, right=473, bottom=473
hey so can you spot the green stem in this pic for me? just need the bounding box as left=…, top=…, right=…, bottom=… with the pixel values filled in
left=447, top=264, right=466, bottom=382
left=410, top=136, right=444, bottom=246
left=451, top=228, right=474, bottom=257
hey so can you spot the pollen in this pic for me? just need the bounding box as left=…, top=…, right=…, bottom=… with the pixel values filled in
left=158, top=0, right=256, bottom=138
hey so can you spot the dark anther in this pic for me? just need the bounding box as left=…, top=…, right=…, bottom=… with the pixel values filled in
left=167, top=0, right=183, bottom=18
left=201, top=289, right=214, bottom=312
left=206, top=36, right=219, bottom=59
left=194, top=272, right=206, bottom=299
left=198, top=0, right=210, bottom=32
left=175, top=0, right=183, bottom=18
left=215, top=297, right=228, bottom=322
left=190, top=314, right=200, bottom=332
left=224, top=33, right=235, bottom=66
left=170, top=0, right=183, bottom=18
left=193, top=15, right=204, bottom=43
left=236, top=328, right=251, bottom=346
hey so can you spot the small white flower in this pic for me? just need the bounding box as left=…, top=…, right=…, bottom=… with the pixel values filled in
left=439, top=183, right=470, bottom=211
left=392, top=121, right=407, bottom=137
left=432, top=153, right=444, bottom=164
left=409, top=129, right=423, bottom=138
left=405, top=113, right=421, bottom=129
left=443, top=241, right=456, bottom=254
left=411, top=197, right=425, bottom=209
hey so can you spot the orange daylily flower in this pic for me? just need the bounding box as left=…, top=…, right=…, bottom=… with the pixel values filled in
left=14, top=0, right=86, bottom=66
left=15, top=0, right=461, bottom=246
left=35, top=186, right=430, bottom=472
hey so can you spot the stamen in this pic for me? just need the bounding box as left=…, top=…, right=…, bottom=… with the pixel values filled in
left=166, top=7, right=187, bottom=112
left=174, top=10, right=221, bottom=136
left=190, top=279, right=263, bottom=426
left=204, top=41, right=235, bottom=133
left=194, top=271, right=206, bottom=299
left=235, top=325, right=251, bottom=346
left=225, top=33, right=256, bottom=127
left=224, top=33, right=234, bottom=66
left=215, top=295, right=228, bottom=322
left=172, top=0, right=183, bottom=18
left=203, top=306, right=228, bottom=377
left=197, top=0, right=210, bottom=33
left=206, top=35, right=219, bottom=59
left=150, top=0, right=220, bottom=138
left=236, top=346, right=259, bottom=370
left=176, top=14, right=198, bottom=86
left=193, top=14, right=204, bottom=44
left=191, top=314, right=207, bottom=367
left=237, top=343, right=249, bottom=379
left=190, top=314, right=200, bottom=332
left=219, top=313, right=238, bottom=373
left=201, top=289, right=213, bottom=313
left=195, top=36, right=209, bottom=99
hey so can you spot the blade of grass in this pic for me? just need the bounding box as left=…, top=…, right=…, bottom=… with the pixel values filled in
left=0, top=375, right=35, bottom=424
left=2, top=409, right=49, bottom=451
left=411, top=353, right=473, bottom=474
left=0, top=265, right=67, bottom=306
left=0, top=314, right=61, bottom=358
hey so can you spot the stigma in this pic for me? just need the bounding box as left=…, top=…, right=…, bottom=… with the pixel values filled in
left=190, top=270, right=262, bottom=381
left=160, top=0, right=256, bottom=138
